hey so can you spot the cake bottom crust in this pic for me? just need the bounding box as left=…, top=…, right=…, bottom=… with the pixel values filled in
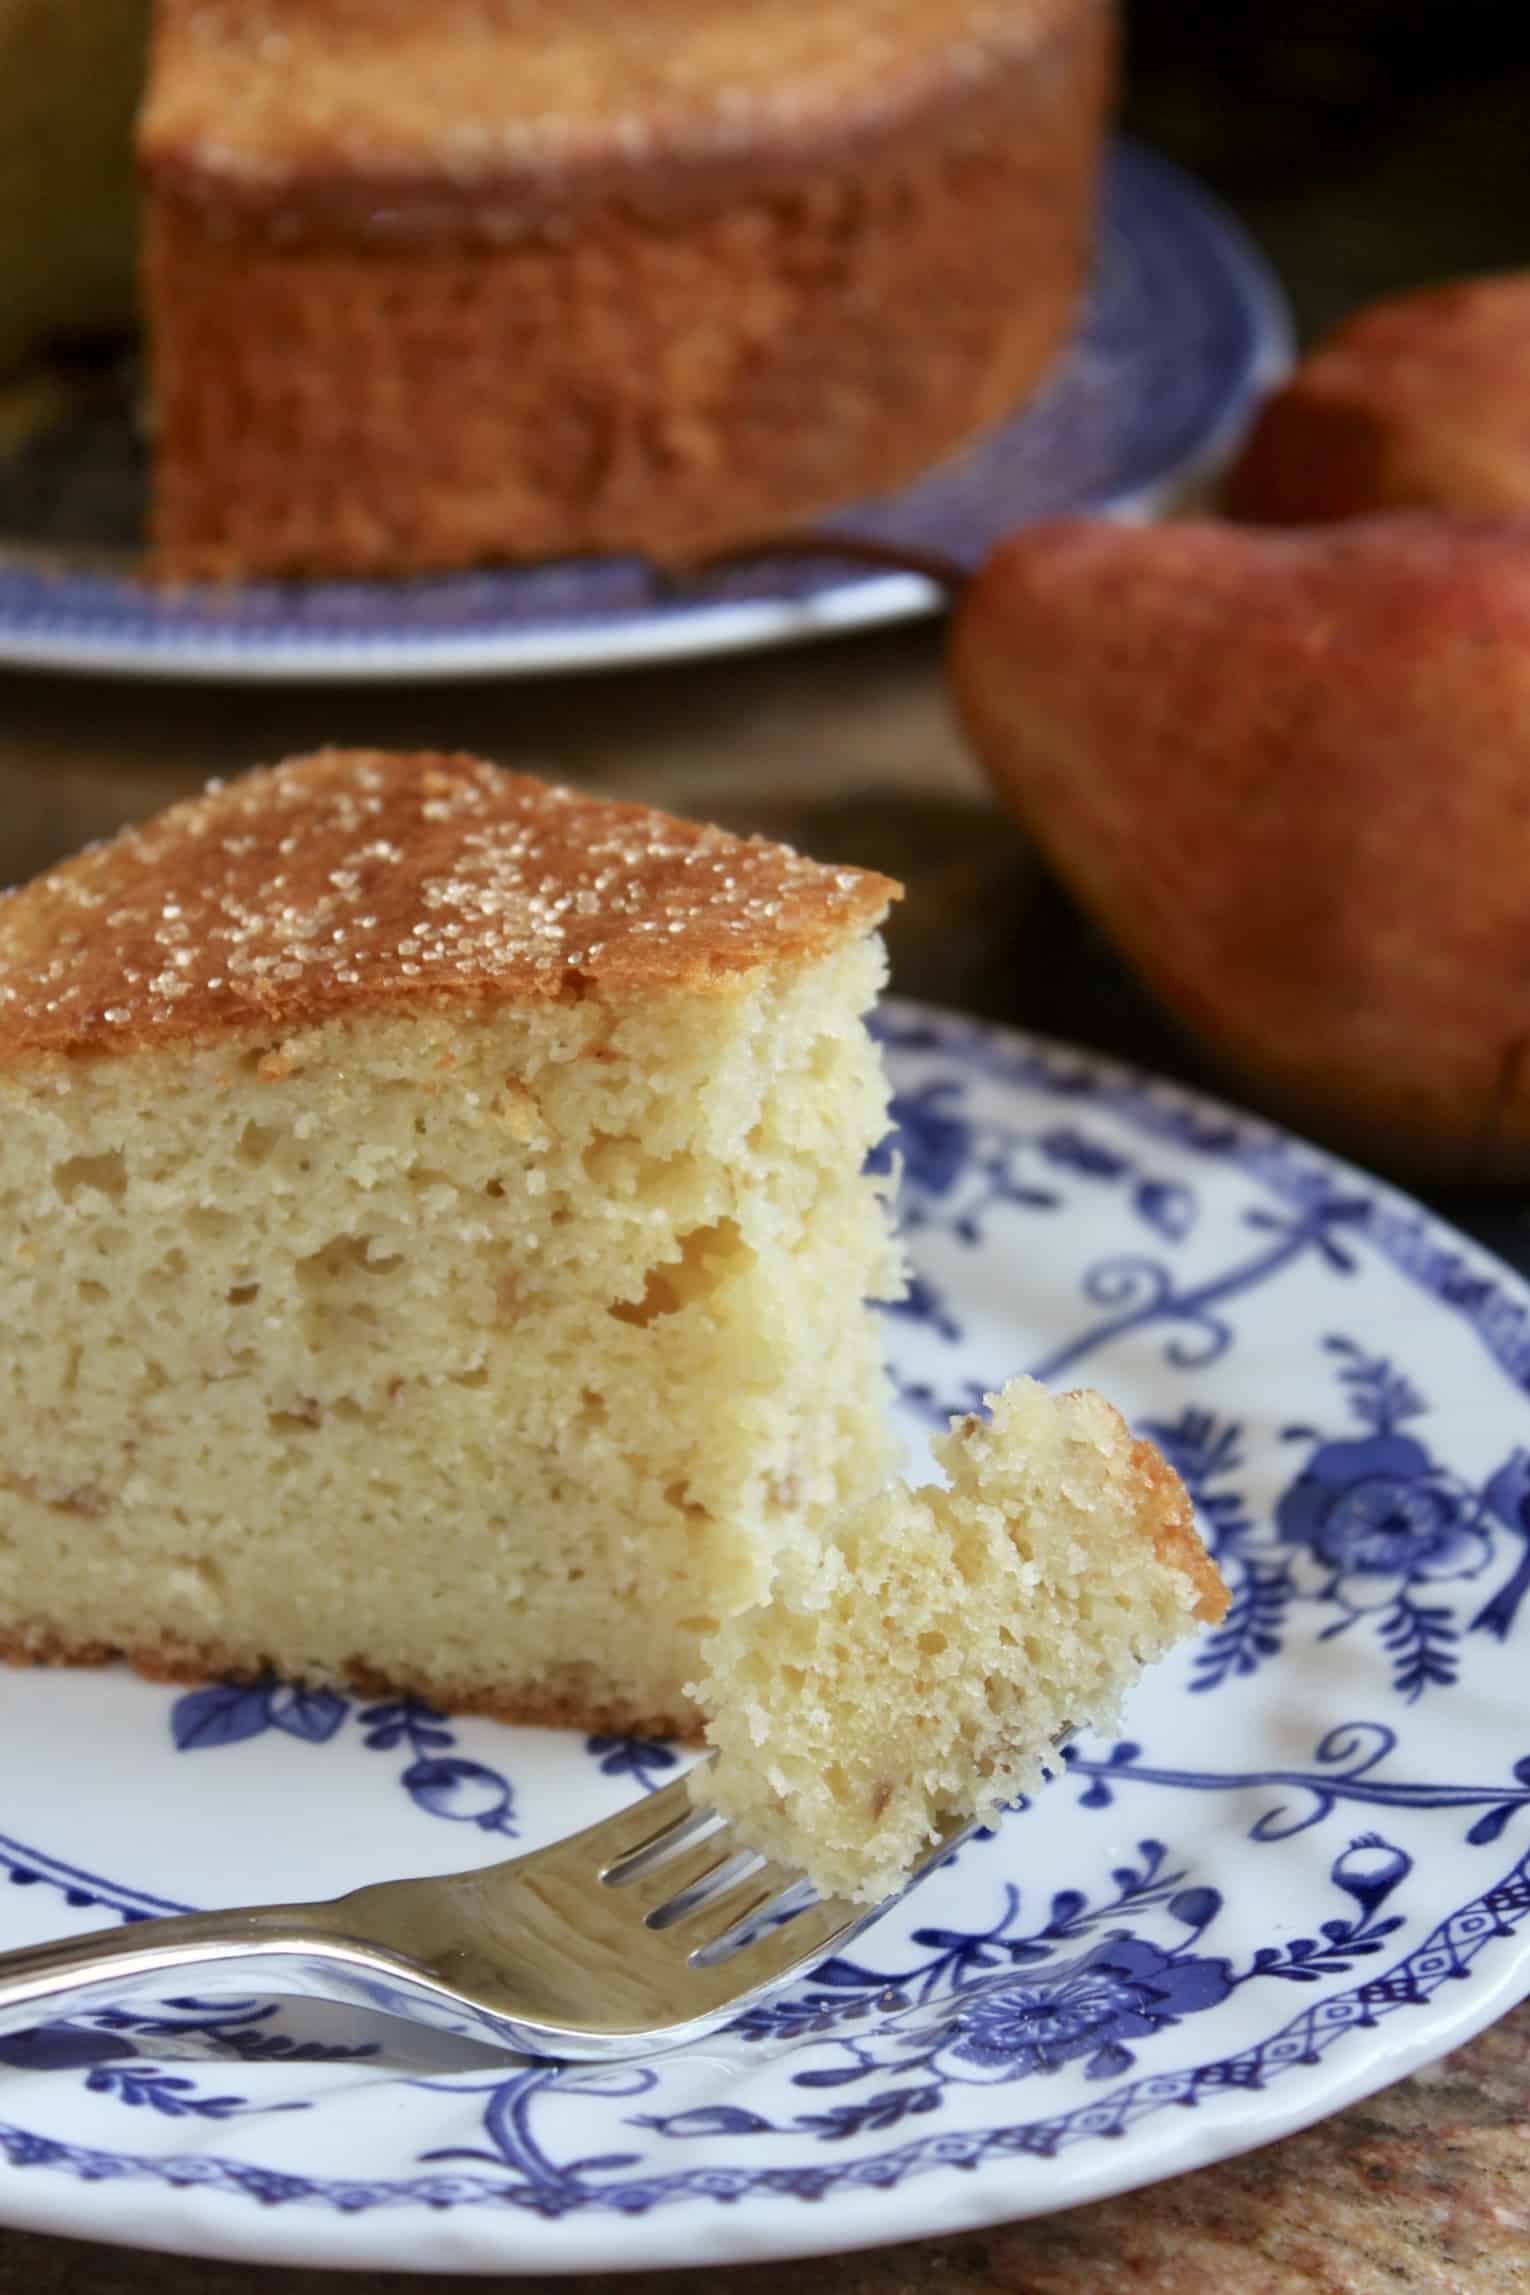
left=0, top=1626, right=705, bottom=1747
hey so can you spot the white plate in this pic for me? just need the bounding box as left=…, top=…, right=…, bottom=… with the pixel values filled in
left=3, top=1001, right=1528, bottom=2272
left=0, top=146, right=1290, bottom=681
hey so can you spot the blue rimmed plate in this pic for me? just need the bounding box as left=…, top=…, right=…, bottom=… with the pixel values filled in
left=0, top=144, right=1290, bottom=682
left=1, top=1000, right=1528, bottom=2272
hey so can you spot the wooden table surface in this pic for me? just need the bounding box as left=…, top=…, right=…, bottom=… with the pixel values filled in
left=0, top=627, right=1527, bottom=2292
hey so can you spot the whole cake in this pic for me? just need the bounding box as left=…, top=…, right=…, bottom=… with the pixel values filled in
left=139, top=0, right=1114, bottom=577
left=697, top=1378, right=1224, bottom=1902
left=0, top=750, right=903, bottom=1736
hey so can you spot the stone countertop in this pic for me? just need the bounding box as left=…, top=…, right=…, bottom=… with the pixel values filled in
left=0, top=625, right=1527, bottom=2292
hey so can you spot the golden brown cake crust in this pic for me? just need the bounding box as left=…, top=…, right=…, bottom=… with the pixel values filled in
left=0, top=748, right=898, bottom=1061
left=0, top=1628, right=705, bottom=1744
left=1066, top=1388, right=1228, bottom=1627
left=143, top=0, right=1100, bottom=228
left=142, top=0, right=1112, bottom=577
left=1126, top=1430, right=1229, bottom=1625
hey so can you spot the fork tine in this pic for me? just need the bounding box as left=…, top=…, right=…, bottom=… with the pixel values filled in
left=570, top=1774, right=698, bottom=1869
left=672, top=1858, right=810, bottom=1956
left=614, top=1829, right=744, bottom=1922
left=710, top=1890, right=858, bottom=1974
left=601, top=1803, right=725, bottom=1889
left=645, top=1846, right=764, bottom=1930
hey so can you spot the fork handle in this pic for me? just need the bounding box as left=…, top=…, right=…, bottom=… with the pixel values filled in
left=0, top=1904, right=384, bottom=2041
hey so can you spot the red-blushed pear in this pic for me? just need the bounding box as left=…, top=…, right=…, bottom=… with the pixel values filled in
left=1227, top=276, right=1530, bottom=525
left=948, top=512, right=1530, bottom=1182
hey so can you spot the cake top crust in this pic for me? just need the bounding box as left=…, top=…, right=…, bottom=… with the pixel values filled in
left=0, top=749, right=898, bottom=1059
left=142, top=0, right=1094, bottom=222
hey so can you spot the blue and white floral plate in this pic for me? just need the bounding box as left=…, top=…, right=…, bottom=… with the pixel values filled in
left=4, top=1001, right=1529, bottom=2273
left=0, top=145, right=1290, bottom=682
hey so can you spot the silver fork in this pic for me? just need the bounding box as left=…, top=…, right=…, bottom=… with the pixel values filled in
left=0, top=1771, right=967, bottom=2062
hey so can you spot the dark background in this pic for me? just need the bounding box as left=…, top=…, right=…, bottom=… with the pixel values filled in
left=1124, top=0, right=1530, bottom=338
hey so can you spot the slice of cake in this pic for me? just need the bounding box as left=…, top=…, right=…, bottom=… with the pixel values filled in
left=693, top=1378, right=1227, bottom=1903
left=138, top=0, right=1113, bottom=578
left=0, top=749, right=903, bottom=1737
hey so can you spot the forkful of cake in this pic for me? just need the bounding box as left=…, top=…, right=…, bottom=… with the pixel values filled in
left=0, top=1380, right=1222, bottom=2061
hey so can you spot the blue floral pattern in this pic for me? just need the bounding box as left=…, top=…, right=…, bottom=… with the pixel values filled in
left=585, top=1737, right=679, bottom=1796
left=1, top=1003, right=1528, bottom=2274
left=1148, top=1339, right=1522, bottom=1702
left=167, top=1682, right=518, bottom=1836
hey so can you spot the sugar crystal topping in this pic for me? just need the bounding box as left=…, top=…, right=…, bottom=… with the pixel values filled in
left=0, top=750, right=897, bottom=1055
left=146, top=0, right=1066, bottom=190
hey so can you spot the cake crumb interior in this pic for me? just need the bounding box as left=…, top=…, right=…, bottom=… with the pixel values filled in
left=694, top=1377, right=1227, bottom=1903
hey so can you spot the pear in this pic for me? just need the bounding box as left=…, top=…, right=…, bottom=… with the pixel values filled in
left=948, top=512, right=1530, bottom=1181
left=1228, top=276, right=1530, bottom=524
